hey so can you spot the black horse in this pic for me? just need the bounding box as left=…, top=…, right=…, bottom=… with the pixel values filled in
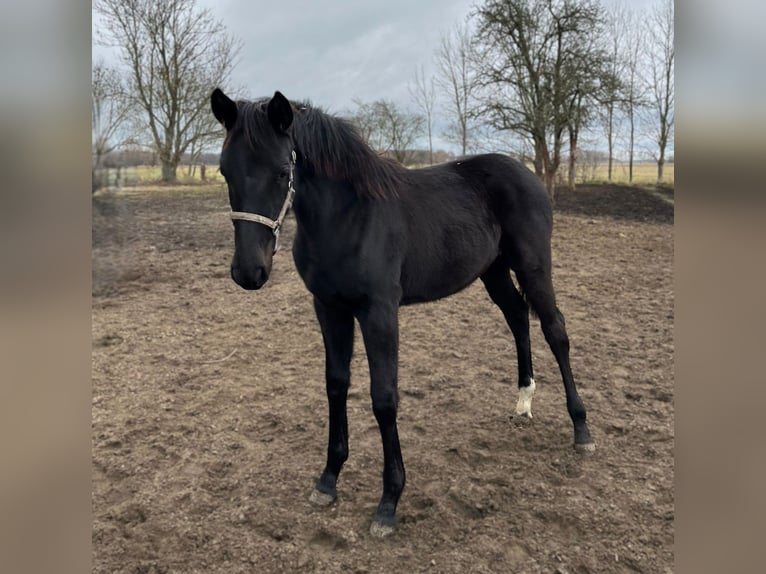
left=210, top=88, right=594, bottom=536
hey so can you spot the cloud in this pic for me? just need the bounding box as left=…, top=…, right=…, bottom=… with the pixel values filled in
left=204, top=0, right=476, bottom=111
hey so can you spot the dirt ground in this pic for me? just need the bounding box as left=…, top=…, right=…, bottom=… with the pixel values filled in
left=92, top=183, right=674, bottom=573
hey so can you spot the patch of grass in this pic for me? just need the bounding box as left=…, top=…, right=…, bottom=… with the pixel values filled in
left=130, top=164, right=225, bottom=184
left=577, top=162, right=674, bottom=186
left=106, top=160, right=673, bottom=189
left=98, top=164, right=225, bottom=187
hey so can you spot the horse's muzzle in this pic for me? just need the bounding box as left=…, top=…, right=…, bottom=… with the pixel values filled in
left=231, top=264, right=269, bottom=290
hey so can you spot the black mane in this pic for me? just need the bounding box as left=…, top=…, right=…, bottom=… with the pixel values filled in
left=237, top=99, right=406, bottom=199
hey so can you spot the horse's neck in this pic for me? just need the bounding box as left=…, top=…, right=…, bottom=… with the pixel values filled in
left=292, top=170, right=356, bottom=235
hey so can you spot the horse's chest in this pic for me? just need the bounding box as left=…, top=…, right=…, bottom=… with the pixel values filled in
left=293, top=243, right=371, bottom=304
left=292, top=210, right=405, bottom=305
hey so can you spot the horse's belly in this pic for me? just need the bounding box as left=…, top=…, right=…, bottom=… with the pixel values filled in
left=400, top=231, right=500, bottom=304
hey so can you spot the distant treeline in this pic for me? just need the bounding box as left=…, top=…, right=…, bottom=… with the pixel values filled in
left=99, top=148, right=462, bottom=169
left=99, top=147, right=672, bottom=171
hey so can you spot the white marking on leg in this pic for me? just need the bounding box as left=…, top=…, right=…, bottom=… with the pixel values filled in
left=515, top=378, right=536, bottom=418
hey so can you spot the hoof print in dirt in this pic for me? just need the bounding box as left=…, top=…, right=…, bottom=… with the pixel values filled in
left=308, top=488, right=336, bottom=507
left=511, top=413, right=534, bottom=427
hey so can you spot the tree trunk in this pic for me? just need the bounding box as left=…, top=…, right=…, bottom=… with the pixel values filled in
left=544, top=171, right=556, bottom=205
left=607, top=103, right=614, bottom=181
left=628, top=110, right=635, bottom=183
left=93, top=151, right=104, bottom=193
left=92, top=166, right=99, bottom=193
left=657, top=127, right=667, bottom=183
left=567, top=155, right=576, bottom=191
left=161, top=161, right=177, bottom=183
left=533, top=139, right=545, bottom=177
left=537, top=138, right=557, bottom=202
left=568, top=129, right=578, bottom=191
left=550, top=135, right=562, bottom=203
left=428, top=130, right=433, bottom=165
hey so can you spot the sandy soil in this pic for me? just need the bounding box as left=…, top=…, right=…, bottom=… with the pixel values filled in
left=92, top=183, right=673, bottom=573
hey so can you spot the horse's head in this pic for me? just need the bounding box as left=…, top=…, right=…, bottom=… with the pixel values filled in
left=211, top=88, right=295, bottom=290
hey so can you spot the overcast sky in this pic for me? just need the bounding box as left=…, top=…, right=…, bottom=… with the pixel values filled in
left=94, top=0, right=660, bottom=108
left=205, top=0, right=478, bottom=111
left=93, top=0, right=667, bottom=154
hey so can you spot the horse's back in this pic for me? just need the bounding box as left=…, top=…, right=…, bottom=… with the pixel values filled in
left=397, top=157, right=505, bottom=303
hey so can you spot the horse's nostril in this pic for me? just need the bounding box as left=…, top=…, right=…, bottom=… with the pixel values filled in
left=252, top=267, right=270, bottom=288
left=230, top=264, right=268, bottom=290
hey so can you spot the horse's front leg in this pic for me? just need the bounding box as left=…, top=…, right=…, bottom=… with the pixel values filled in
left=357, top=300, right=404, bottom=537
left=309, top=297, right=354, bottom=506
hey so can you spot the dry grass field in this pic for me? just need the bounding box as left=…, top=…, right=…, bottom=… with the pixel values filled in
left=102, top=160, right=673, bottom=188
left=576, top=162, right=674, bottom=186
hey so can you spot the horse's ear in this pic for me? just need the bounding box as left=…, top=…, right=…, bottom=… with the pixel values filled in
left=267, top=91, right=293, bottom=133
left=211, top=88, right=237, bottom=130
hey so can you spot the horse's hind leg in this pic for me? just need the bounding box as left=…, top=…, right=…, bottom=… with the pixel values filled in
left=310, top=297, right=355, bottom=506
left=480, top=259, right=536, bottom=417
left=515, top=265, right=595, bottom=453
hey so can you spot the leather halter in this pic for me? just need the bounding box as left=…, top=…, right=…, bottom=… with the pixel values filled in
left=230, top=150, right=296, bottom=254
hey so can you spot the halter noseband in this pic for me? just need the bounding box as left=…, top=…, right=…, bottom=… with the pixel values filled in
left=230, top=150, right=296, bottom=254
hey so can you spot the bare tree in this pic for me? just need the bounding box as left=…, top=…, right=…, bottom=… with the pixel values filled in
left=185, top=110, right=218, bottom=178
left=349, top=99, right=394, bottom=154
left=92, top=61, right=133, bottom=191
left=473, top=0, right=608, bottom=199
left=646, top=0, right=674, bottom=183
left=348, top=100, right=424, bottom=165
left=409, top=66, right=437, bottom=165
left=95, top=0, right=241, bottom=183
left=383, top=103, right=425, bottom=165
left=620, top=4, right=648, bottom=183
left=435, top=22, right=480, bottom=157
left=563, top=18, right=611, bottom=191
left=565, top=91, right=588, bottom=191
left=601, top=3, right=629, bottom=182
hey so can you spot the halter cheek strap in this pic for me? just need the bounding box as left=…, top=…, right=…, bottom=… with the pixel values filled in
left=230, top=150, right=296, bottom=254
